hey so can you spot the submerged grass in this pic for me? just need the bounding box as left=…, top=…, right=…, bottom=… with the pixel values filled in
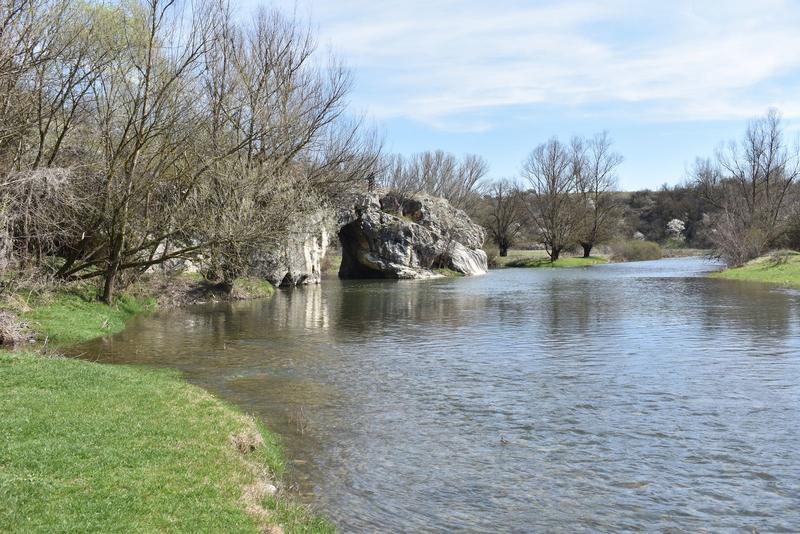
left=0, top=352, right=331, bottom=533
left=433, top=267, right=465, bottom=277
left=711, top=250, right=800, bottom=288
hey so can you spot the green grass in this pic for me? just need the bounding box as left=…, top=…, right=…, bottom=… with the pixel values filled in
left=20, top=290, right=155, bottom=347
left=505, top=254, right=608, bottom=268
left=710, top=250, right=800, bottom=288
left=0, top=352, right=331, bottom=533
left=491, top=249, right=549, bottom=268
left=1, top=278, right=330, bottom=532
left=3, top=275, right=276, bottom=347
left=231, top=277, right=276, bottom=300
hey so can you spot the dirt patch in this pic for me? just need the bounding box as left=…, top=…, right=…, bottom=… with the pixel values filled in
left=0, top=310, right=33, bottom=347
left=132, top=274, right=233, bottom=309
left=229, top=416, right=284, bottom=534
left=229, top=425, right=266, bottom=455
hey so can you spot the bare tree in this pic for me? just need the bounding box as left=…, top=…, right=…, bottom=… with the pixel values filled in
left=1, top=0, right=379, bottom=301
left=378, top=150, right=488, bottom=213
left=695, top=110, right=799, bottom=265
left=481, top=179, right=524, bottom=256
left=574, top=132, right=622, bottom=257
left=521, top=138, right=579, bottom=260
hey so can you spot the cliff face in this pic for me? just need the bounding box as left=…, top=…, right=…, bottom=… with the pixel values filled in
left=337, top=192, right=488, bottom=279
left=253, top=210, right=332, bottom=287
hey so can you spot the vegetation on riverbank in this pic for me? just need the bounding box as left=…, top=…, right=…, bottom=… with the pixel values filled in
left=507, top=255, right=608, bottom=268
left=0, top=275, right=331, bottom=533
left=0, top=274, right=276, bottom=347
left=433, top=267, right=466, bottom=277
left=0, top=352, right=332, bottom=533
left=607, top=240, right=663, bottom=262
left=710, top=251, right=800, bottom=288
left=490, top=241, right=671, bottom=269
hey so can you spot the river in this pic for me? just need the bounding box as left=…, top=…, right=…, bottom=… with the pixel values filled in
left=74, top=257, right=800, bottom=533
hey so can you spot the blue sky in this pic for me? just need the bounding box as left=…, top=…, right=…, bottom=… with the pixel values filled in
left=259, top=0, right=800, bottom=190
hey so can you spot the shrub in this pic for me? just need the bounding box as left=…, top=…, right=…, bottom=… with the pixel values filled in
left=484, top=248, right=499, bottom=268
left=609, top=240, right=663, bottom=262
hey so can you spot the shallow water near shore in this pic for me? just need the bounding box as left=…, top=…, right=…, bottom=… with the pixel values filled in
left=74, top=257, right=800, bottom=532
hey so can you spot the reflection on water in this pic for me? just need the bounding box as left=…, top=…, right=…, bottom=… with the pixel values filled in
left=74, top=258, right=800, bottom=533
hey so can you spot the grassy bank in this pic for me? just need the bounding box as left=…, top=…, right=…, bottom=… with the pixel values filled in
left=1, top=275, right=276, bottom=347
left=1, top=276, right=330, bottom=533
left=506, top=255, right=608, bottom=268
left=710, top=251, right=800, bottom=288
left=493, top=249, right=608, bottom=269
left=20, top=290, right=155, bottom=347
left=0, top=352, right=331, bottom=533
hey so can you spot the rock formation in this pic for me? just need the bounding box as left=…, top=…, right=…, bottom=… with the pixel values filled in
left=253, top=210, right=332, bottom=287
left=338, top=192, right=487, bottom=279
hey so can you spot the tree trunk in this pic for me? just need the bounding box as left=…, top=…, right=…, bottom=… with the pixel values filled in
left=550, top=247, right=561, bottom=261
left=499, top=245, right=508, bottom=257
left=102, top=235, right=123, bottom=304
left=102, top=261, right=117, bottom=304
left=582, top=243, right=592, bottom=258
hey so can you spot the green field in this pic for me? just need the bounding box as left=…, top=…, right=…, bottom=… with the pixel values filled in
left=711, top=251, right=800, bottom=288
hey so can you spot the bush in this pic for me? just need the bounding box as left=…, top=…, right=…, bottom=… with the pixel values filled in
left=484, top=248, right=499, bottom=268
left=609, top=240, right=663, bottom=262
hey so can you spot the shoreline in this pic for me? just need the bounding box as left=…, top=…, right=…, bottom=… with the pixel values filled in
left=0, top=275, right=332, bottom=533
left=709, top=251, right=800, bottom=289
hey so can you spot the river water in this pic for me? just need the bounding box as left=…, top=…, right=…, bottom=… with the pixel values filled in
left=74, top=258, right=800, bottom=533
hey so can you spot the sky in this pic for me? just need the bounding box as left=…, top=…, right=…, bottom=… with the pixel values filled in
left=257, top=0, right=800, bottom=190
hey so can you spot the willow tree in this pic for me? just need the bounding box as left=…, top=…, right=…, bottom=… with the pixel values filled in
left=521, top=138, right=579, bottom=261
left=695, top=110, right=799, bottom=265
left=482, top=179, right=524, bottom=256
left=379, top=150, right=488, bottom=213
left=573, top=132, right=622, bottom=257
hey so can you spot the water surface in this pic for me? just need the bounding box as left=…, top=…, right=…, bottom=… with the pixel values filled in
left=75, top=258, right=800, bottom=532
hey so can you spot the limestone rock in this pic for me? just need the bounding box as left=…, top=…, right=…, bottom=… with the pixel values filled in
left=338, top=192, right=487, bottom=279
left=253, top=210, right=332, bottom=287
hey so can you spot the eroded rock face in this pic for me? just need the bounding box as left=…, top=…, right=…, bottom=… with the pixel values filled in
left=253, top=210, right=332, bottom=287
left=338, top=192, right=487, bottom=279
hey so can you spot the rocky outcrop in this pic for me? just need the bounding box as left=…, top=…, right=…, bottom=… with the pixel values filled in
left=338, top=192, right=487, bottom=279
left=253, top=210, right=332, bottom=287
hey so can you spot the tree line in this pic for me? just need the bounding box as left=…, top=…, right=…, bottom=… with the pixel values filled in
left=478, top=132, right=623, bottom=260
left=478, top=111, right=800, bottom=266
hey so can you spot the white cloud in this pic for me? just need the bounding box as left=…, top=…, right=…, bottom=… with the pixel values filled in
left=268, top=0, right=800, bottom=130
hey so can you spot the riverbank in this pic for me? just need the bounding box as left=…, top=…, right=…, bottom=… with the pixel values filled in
left=0, top=274, right=275, bottom=347
left=492, top=249, right=608, bottom=268
left=0, top=275, right=332, bottom=533
left=711, top=251, right=800, bottom=288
